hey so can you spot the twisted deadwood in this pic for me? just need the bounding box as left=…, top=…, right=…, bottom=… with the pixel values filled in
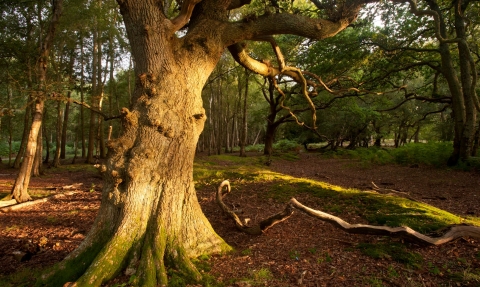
left=216, top=180, right=480, bottom=245
left=216, top=180, right=294, bottom=235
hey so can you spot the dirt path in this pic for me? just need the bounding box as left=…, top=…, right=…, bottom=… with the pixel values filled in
left=0, top=155, right=479, bottom=286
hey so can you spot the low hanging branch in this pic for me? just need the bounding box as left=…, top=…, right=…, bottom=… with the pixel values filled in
left=217, top=180, right=480, bottom=245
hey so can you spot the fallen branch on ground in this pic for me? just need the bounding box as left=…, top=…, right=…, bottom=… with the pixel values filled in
left=217, top=180, right=480, bottom=245
left=0, top=191, right=77, bottom=212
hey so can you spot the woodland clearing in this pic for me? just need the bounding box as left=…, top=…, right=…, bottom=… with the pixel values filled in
left=0, top=152, right=479, bottom=286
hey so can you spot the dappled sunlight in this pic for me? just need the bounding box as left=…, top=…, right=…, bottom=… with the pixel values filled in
left=194, top=154, right=480, bottom=234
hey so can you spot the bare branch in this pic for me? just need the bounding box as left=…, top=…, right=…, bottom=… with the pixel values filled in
left=216, top=180, right=294, bottom=235
left=69, top=99, right=121, bottom=121
left=376, top=95, right=450, bottom=112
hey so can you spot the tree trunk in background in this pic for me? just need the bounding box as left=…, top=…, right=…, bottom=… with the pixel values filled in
left=87, top=9, right=101, bottom=163
left=14, top=3, right=35, bottom=169
left=53, top=99, right=63, bottom=167
left=13, top=102, right=30, bottom=169
left=80, top=32, right=86, bottom=158
left=454, top=2, right=477, bottom=162
left=239, top=69, right=249, bottom=157
left=61, top=91, right=71, bottom=159
left=33, top=122, right=43, bottom=176
left=11, top=0, right=63, bottom=203
left=264, top=122, right=279, bottom=156
left=43, top=111, right=50, bottom=164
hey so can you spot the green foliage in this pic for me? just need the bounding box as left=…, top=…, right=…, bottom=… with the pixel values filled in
left=272, top=139, right=301, bottom=152
left=357, top=242, right=423, bottom=268
left=0, top=141, right=20, bottom=157
left=389, top=142, right=452, bottom=167
left=326, top=142, right=453, bottom=167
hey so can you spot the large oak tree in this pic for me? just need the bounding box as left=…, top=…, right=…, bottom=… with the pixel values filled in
left=41, top=0, right=369, bottom=286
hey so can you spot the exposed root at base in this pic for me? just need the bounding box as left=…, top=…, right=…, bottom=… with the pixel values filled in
left=217, top=180, right=480, bottom=245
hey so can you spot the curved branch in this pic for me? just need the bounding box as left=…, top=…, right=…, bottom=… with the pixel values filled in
left=376, top=95, right=451, bottom=112
left=216, top=180, right=294, bottom=235
left=170, top=0, right=203, bottom=32
left=289, top=198, right=480, bottom=245
left=217, top=181, right=480, bottom=246
left=393, top=0, right=461, bottom=44
left=223, top=11, right=362, bottom=45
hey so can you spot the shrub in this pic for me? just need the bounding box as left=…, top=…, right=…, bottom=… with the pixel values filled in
left=272, top=139, right=300, bottom=152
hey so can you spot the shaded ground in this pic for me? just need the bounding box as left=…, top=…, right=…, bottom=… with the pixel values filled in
left=0, top=153, right=479, bottom=286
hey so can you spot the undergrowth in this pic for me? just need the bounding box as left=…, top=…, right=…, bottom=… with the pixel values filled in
left=322, top=141, right=480, bottom=170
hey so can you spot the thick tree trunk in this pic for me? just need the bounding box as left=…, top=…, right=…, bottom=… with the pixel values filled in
left=42, top=3, right=230, bottom=286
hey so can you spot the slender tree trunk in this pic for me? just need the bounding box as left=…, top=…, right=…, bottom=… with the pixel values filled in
left=87, top=10, right=101, bottom=163
left=61, top=91, right=71, bottom=159
left=13, top=104, right=31, bottom=168
left=43, top=110, right=50, bottom=164
left=239, top=69, right=249, bottom=157
left=80, top=33, right=86, bottom=158
left=53, top=99, right=63, bottom=167
left=11, top=0, right=63, bottom=203
left=33, top=119, right=44, bottom=176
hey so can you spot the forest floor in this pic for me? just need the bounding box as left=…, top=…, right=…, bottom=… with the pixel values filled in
left=0, top=152, right=480, bottom=286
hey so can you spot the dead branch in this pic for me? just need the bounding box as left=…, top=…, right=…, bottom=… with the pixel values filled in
left=217, top=180, right=294, bottom=235
left=0, top=191, right=77, bottom=212
left=217, top=180, right=480, bottom=245
left=69, top=99, right=121, bottom=121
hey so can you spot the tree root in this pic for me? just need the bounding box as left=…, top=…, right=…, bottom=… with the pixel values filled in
left=217, top=180, right=480, bottom=245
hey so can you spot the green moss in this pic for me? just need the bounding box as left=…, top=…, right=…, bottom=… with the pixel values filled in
left=35, top=238, right=107, bottom=287
left=357, top=242, right=423, bottom=268
left=0, top=267, right=42, bottom=287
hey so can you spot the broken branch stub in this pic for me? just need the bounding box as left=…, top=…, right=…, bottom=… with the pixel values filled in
left=216, top=180, right=294, bottom=235
left=217, top=180, right=480, bottom=246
